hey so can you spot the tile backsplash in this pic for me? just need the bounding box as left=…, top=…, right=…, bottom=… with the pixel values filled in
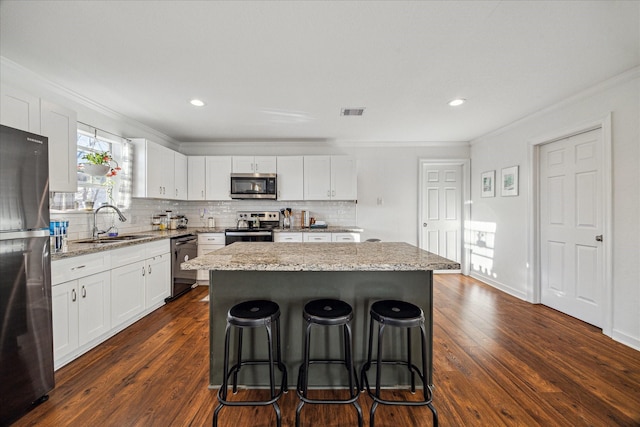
left=50, top=199, right=357, bottom=240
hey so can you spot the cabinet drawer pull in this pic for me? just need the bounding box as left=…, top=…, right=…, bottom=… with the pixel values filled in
left=70, top=265, right=86, bottom=271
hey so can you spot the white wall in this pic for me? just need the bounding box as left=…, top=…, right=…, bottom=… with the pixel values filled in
left=1, top=58, right=178, bottom=150
left=182, top=142, right=470, bottom=243
left=469, top=68, right=640, bottom=350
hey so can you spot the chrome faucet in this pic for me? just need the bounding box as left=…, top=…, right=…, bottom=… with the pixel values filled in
left=93, top=204, right=127, bottom=238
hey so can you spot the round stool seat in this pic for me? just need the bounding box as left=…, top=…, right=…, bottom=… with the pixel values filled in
left=303, top=298, right=353, bottom=326
left=228, top=299, right=280, bottom=327
left=370, top=299, right=423, bottom=328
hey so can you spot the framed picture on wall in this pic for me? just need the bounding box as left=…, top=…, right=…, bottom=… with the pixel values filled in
left=481, top=170, right=495, bottom=197
left=501, top=166, right=519, bottom=196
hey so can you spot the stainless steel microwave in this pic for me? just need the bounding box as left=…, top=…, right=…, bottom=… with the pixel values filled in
left=230, top=173, right=277, bottom=199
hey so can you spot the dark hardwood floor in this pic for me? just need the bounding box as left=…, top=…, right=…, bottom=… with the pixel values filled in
left=11, top=274, right=640, bottom=426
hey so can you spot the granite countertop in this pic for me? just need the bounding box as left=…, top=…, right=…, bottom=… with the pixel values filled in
left=181, top=242, right=460, bottom=272
left=273, top=225, right=363, bottom=233
left=52, top=226, right=363, bottom=260
left=52, top=229, right=196, bottom=260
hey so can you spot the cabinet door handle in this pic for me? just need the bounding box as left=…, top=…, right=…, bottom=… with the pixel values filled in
left=148, top=265, right=152, bottom=275
left=201, top=190, right=204, bottom=198
left=82, top=285, right=86, bottom=298
left=255, top=163, right=258, bottom=171
left=71, top=289, right=77, bottom=302
left=142, top=266, right=146, bottom=276
left=332, top=190, right=335, bottom=197
left=327, top=190, right=331, bottom=197
left=176, top=189, right=178, bottom=197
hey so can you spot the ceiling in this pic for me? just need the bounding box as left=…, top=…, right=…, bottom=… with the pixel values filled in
left=1, top=1, right=638, bottom=144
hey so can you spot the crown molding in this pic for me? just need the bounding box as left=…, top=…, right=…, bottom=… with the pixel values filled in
left=1, top=56, right=179, bottom=145
left=470, top=65, right=640, bottom=145
left=180, top=139, right=469, bottom=150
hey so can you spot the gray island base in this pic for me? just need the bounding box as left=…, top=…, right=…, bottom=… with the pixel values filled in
left=181, top=242, right=460, bottom=388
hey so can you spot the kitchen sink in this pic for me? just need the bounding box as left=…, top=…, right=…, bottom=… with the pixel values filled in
left=75, top=235, right=155, bottom=244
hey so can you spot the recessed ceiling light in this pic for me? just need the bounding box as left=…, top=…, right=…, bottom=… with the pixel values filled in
left=340, top=108, right=365, bottom=116
left=190, top=99, right=206, bottom=107
left=448, top=98, right=466, bottom=107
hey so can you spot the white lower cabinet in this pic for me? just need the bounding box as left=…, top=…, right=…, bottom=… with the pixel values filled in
left=197, top=233, right=225, bottom=281
left=111, top=240, right=170, bottom=328
left=275, top=232, right=361, bottom=243
left=110, top=261, right=146, bottom=329
left=146, top=252, right=171, bottom=307
left=52, top=266, right=111, bottom=369
left=274, top=232, right=303, bottom=242
left=303, top=233, right=332, bottom=242
left=52, top=239, right=170, bottom=370
left=331, top=232, right=360, bottom=242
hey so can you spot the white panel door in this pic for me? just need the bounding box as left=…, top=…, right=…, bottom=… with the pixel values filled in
left=420, top=164, right=462, bottom=263
left=540, top=128, right=603, bottom=327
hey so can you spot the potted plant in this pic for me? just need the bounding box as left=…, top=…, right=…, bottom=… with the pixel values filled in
left=78, top=151, right=121, bottom=177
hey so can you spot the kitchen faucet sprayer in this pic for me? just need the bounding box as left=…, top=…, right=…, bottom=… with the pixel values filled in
left=93, top=204, right=127, bottom=238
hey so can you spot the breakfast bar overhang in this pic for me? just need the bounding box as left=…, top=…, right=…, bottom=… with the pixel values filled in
left=182, top=242, right=460, bottom=388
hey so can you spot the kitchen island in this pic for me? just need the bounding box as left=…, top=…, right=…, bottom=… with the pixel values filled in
left=182, top=242, right=459, bottom=388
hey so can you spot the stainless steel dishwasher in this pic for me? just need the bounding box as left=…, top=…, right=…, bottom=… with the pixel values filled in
left=166, top=234, right=198, bottom=302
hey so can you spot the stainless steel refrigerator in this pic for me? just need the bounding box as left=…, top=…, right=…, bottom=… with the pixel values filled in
left=0, top=124, right=54, bottom=425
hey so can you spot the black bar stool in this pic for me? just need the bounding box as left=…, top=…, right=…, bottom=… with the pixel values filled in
left=360, top=299, right=437, bottom=427
left=213, top=299, right=288, bottom=427
left=296, top=298, right=363, bottom=427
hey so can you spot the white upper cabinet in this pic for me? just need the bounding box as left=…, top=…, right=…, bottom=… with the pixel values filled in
left=303, top=156, right=357, bottom=201
left=1, top=85, right=78, bottom=193
left=276, top=156, right=304, bottom=200
left=0, top=83, right=40, bottom=133
left=174, top=151, right=188, bottom=200
left=187, top=156, right=206, bottom=200
left=330, top=156, right=357, bottom=200
left=132, top=138, right=186, bottom=199
left=206, top=156, right=232, bottom=200
left=40, top=100, right=78, bottom=193
left=233, top=156, right=277, bottom=173
left=188, top=155, right=233, bottom=201
left=304, top=156, right=332, bottom=200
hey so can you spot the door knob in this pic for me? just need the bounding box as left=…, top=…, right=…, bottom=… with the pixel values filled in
left=423, top=223, right=427, bottom=227
left=595, top=235, right=603, bottom=242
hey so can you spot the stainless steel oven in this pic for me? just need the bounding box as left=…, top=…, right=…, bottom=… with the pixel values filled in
left=225, top=229, right=273, bottom=245
left=225, top=211, right=280, bottom=245
left=167, top=234, right=197, bottom=302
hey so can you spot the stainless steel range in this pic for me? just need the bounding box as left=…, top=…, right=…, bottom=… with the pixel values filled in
left=225, top=211, right=280, bottom=245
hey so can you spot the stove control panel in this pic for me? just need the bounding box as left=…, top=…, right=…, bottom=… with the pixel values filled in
left=236, top=211, right=280, bottom=222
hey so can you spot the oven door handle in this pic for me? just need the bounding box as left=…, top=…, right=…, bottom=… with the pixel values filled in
left=225, top=231, right=272, bottom=237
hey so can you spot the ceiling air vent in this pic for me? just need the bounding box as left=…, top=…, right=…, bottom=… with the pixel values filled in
left=340, top=108, right=365, bottom=116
